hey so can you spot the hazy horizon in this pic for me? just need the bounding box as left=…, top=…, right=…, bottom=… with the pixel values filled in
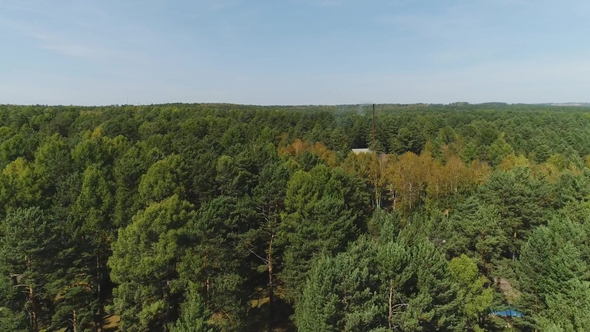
left=4, top=101, right=590, bottom=108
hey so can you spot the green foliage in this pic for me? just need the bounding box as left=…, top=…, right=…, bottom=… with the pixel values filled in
left=390, top=126, right=425, bottom=155
left=445, top=198, right=507, bottom=273
left=169, top=283, right=219, bottom=332
left=0, top=125, right=38, bottom=167
left=477, top=167, right=553, bottom=259
left=215, top=154, right=254, bottom=197
left=518, top=217, right=590, bottom=329
left=110, top=195, right=196, bottom=331
left=0, top=103, right=590, bottom=330
left=298, top=211, right=462, bottom=331
left=138, top=154, right=187, bottom=203
left=0, top=207, right=58, bottom=331
left=296, top=239, right=382, bottom=332
left=178, top=196, right=254, bottom=330
left=280, top=165, right=366, bottom=302
left=536, top=279, right=590, bottom=331
left=461, top=142, right=479, bottom=163
left=449, top=255, right=494, bottom=330
left=488, top=136, right=514, bottom=166
left=0, top=158, right=45, bottom=212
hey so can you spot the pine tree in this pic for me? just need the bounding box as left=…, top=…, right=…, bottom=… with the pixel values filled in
left=449, top=255, right=494, bottom=331
left=477, top=167, right=552, bottom=260
left=248, top=161, right=290, bottom=329
left=0, top=207, right=58, bottom=331
left=297, top=211, right=462, bottom=332
left=177, top=196, right=253, bottom=330
left=73, top=165, right=116, bottom=329
left=110, top=195, right=195, bottom=331
left=297, top=237, right=386, bottom=332
left=169, top=283, right=219, bottom=332
left=138, top=154, right=187, bottom=203
left=518, top=217, right=590, bottom=330
left=279, top=165, right=366, bottom=302
left=445, top=197, right=507, bottom=274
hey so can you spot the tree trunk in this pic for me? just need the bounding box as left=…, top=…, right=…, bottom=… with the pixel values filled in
left=481, top=234, right=489, bottom=274
left=388, top=280, right=394, bottom=329
left=73, top=309, right=77, bottom=332
left=29, top=285, right=38, bottom=332
left=513, top=230, right=518, bottom=260
left=25, top=255, right=39, bottom=332
left=268, top=235, right=274, bottom=332
left=96, top=254, right=103, bottom=332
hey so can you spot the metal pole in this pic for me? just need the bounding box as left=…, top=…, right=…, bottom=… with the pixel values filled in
left=372, top=104, right=376, bottom=148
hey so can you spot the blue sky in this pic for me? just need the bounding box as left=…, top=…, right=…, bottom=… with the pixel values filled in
left=1, top=0, right=590, bottom=105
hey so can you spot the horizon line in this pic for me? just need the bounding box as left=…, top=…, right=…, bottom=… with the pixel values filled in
left=2, top=101, right=589, bottom=108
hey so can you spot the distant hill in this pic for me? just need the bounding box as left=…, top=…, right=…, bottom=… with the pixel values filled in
left=540, top=102, right=590, bottom=107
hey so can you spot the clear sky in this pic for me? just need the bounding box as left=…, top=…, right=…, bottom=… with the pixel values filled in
left=1, top=0, right=590, bottom=106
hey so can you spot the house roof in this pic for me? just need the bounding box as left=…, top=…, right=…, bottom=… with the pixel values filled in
left=351, top=148, right=372, bottom=154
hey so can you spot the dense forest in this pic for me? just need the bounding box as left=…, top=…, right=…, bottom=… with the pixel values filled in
left=1, top=102, right=590, bottom=331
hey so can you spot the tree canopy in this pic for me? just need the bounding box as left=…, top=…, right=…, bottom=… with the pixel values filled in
left=0, top=102, right=588, bottom=331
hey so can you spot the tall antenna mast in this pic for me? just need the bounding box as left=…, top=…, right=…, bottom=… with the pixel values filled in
left=372, top=103, right=376, bottom=148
